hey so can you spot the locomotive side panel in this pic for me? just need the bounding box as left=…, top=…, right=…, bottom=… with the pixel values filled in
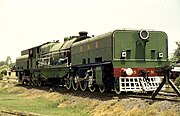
left=71, top=32, right=113, bottom=65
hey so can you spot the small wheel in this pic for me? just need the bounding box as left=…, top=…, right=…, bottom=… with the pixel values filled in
left=80, top=81, right=88, bottom=91
left=114, top=78, right=121, bottom=94
left=89, top=85, right=96, bottom=92
left=72, top=76, right=79, bottom=91
left=65, top=77, right=71, bottom=90
left=99, top=85, right=106, bottom=93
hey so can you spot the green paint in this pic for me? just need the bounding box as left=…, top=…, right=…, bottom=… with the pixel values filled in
left=95, top=67, right=103, bottom=85
left=40, top=68, right=69, bottom=78
left=71, top=32, right=112, bottom=65
left=113, top=30, right=168, bottom=60
left=112, top=60, right=168, bottom=68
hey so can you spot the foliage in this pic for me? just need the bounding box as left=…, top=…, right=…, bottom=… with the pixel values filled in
left=0, top=56, right=15, bottom=78
left=0, top=61, right=6, bottom=66
left=0, top=65, right=9, bottom=79
left=0, top=56, right=14, bottom=67
left=5, top=56, right=12, bottom=65
left=173, top=42, right=180, bottom=61
left=1, top=69, right=7, bottom=76
left=174, top=76, right=180, bottom=89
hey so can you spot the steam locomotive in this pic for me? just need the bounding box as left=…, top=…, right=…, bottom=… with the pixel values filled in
left=16, top=29, right=168, bottom=94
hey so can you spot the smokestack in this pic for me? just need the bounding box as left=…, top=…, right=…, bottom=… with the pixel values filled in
left=79, top=31, right=88, bottom=37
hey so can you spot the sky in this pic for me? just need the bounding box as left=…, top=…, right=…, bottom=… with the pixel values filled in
left=0, top=0, right=180, bottom=62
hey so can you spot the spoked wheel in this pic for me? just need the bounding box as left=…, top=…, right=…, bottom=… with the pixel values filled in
left=32, top=80, right=38, bottom=86
left=99, top=85, right=106, bottom=93
left=37, top=80, right=42, bottom=86
left=114, top=78, right=121, bottom=94
left=27, top=82, right=31, bottom=85
left=89, top=85, right=96, bottom=92
left=71, top=75, right=79, bottom=91
left=80, top=81, right=88, bottom=91
left=65, top=76, right=71, bottom=90
left=29, top=79, right=33, bottom=85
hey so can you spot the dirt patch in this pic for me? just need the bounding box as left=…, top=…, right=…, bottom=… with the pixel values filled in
left=92, top=98, right=180, bottom=116
left=0, top=80, right=180, bottom=116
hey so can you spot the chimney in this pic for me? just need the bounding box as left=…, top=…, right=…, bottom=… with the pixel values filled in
left=79, top=31, right=88, bottom=37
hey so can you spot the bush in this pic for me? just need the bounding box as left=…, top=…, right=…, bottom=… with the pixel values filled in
left=174, top=76, right=180, bottom=89
left=0, top=74, right=2, bottom=80
left=1, top=69, right=7, bottom=76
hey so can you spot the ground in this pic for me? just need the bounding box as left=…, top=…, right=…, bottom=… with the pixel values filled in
left=0, top=79, right=179, bottom=116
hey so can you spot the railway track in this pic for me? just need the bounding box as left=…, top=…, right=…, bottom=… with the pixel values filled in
left=1, top=78, right=180, bottom=102
left=15, top=83, right=180, bottom=102
left=0, top=110, right=40, bottom=116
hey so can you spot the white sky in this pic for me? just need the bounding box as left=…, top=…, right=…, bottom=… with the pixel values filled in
left=0, top=0, right=180, bottom=62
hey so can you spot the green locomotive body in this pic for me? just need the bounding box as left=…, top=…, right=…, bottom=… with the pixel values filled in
left=16, top=29, right=168, bottom=94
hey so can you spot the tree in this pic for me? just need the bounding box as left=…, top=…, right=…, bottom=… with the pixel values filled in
left=0, top=56, right=14, bottom=67
left=0, top=61, right=6, bottom=66
left=5, top=56, right=12, bottom=66
left=173, top=41, right=180, bottom=61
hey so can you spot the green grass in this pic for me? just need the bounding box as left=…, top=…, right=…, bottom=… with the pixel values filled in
left=0, top=90, right=89, bottom=116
